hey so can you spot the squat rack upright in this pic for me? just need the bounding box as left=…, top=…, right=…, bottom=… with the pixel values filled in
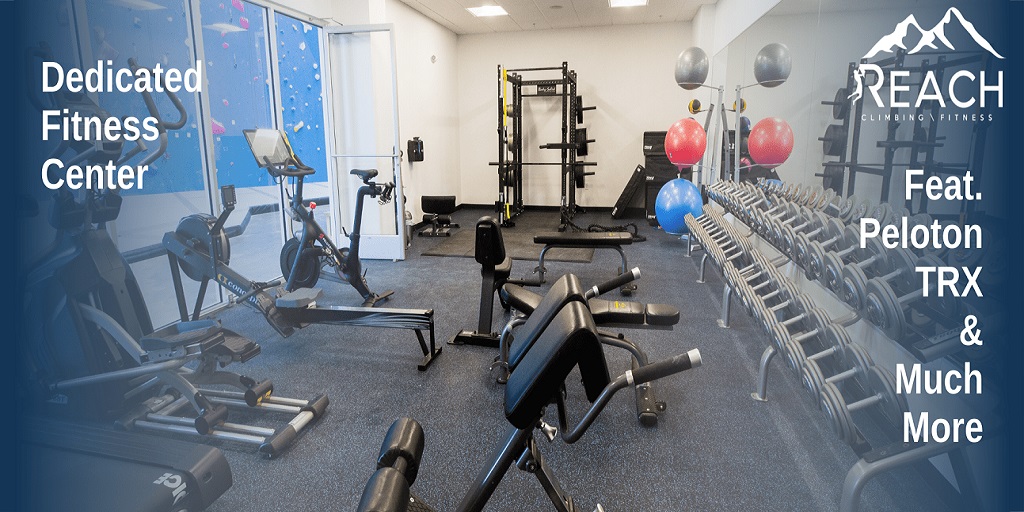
left=493, top=62, right=596, bottom=230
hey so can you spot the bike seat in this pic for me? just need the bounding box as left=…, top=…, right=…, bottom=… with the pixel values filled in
left=351, top=169, right=378, bottom=182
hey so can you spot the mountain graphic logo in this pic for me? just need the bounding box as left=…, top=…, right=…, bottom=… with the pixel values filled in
left=849, top=7, right=1003, bottom=103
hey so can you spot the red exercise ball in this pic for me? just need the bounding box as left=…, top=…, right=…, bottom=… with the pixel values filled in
left=748, top=117, right=794, bottom=169
left=664, top=118, right=707, bottom=169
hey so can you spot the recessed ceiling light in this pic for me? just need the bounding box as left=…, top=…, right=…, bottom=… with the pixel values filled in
left=609, top=0, right=647, bottom=6
left=467, top=5, right=508, bottom=16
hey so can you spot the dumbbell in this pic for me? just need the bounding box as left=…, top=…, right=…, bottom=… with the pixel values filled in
left=793, top=217, right=844, bottom=269
left=847, top=197, right=876, bottom=224
left=820, top=192, right=852, bottom=220
left=804, top=225, right=860, bottom=281
left=767, top=306, right=831, bottom=355
left=863, top=254, right=958, bottom=340
left=767, top=205, right=812, bottom=246
left=829, top=237, right=890, bottom=307
left=692, top=215, right=740, bottom=250
left=685, top=212, right=725, bottom=240
left=819, top=366, right=908, bottom=445
left=821, top=235, right=884, bottom=294
left=782, top=322, right=852, bottom=373
left=729, top=261, right=790, bottom=317
left=800, top=343, right=873, bottom=400
left=780, top=211, right=828, bottom=258
left=687, top=214, right=735, bottom=247
left=800, top=184, right=829, bottom=209
left=724, top=254, right=779, bottom=291
left=762, top=300, right=824, bottom=337
left=840, top=247, right=917, bottom=311
left=751, top=289, right=815, bottom=331
left=813, top=187, right=838, bottom=211
left=734, top=267, right=797, bottom=320
left=707, top=235, right=752, bottom=269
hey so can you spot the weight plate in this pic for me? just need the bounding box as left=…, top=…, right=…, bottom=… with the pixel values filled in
left=820, top=382, right=856, bottom=444
left=839, top=194, right=857, bottom=221
left=825, top=324, right=851, bottom=351
left=807, top=242, right=829, bottom=281
left=850, top=199, right=873, bottom=223
left=822, top=252, right=846, bottom=292
left=801, top=358, right=827, bottom=401
left=841, top=264, right=869, bottom=310
left=888, top=248, right=918, bottom=292
left=822, top=124, right=848, bottom=156
left=833, top=88, right=850, bottom=119
left=842, top=345, right=874, bottom=391
left=868, top=367, right=908, bottom=435
left=820, top=188, right=838, bottom=211
left=865, top=277, right=905, bottom=340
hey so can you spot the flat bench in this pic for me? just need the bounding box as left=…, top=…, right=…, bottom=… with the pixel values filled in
left=531, top=231, right=635, bottom=294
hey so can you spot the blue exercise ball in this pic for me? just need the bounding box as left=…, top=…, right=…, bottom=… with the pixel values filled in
left=655, top=178, right=703, bottom=234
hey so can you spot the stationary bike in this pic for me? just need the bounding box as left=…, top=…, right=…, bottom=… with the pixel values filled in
left=251, top=129, right=396, bottom=307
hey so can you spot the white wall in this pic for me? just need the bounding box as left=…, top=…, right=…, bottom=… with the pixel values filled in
left=384, top=0, right=461, bottom=221
left=456, top=22, right=693, bottom=208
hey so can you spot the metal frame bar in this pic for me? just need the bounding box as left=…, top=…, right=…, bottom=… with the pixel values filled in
left=323, top=23, right=407, bottom=259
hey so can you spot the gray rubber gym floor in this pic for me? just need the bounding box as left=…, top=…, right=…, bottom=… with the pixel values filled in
left=203, top=207, right=948, bottom=512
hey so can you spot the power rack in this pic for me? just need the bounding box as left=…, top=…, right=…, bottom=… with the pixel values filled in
left=493, top=62, right=596, bottom=230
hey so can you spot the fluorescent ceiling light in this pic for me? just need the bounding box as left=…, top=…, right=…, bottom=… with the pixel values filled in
left=467, top=5, right=508, bottom=16
left=609, top=0, right=648, bottom=6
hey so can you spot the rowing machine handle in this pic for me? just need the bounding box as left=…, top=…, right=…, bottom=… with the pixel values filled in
left=630, top=349, right=702, bottom=385
left=586, top=267, right=640, bottom=299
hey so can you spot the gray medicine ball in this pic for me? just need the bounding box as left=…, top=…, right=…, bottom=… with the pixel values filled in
left=675, top=46, right=709, bottom=90
left=753, top=43, right=791, bottom=88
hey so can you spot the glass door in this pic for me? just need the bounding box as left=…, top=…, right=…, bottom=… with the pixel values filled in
left=325, top=24, right=407, bottom=260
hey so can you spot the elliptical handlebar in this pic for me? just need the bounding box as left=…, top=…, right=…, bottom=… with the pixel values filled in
left=558, top=348, right=701, bottom=444
left=128, top=57, right=188, bottom=167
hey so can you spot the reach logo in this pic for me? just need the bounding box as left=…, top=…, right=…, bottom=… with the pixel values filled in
left=848, top=7, right=1003, bottom=110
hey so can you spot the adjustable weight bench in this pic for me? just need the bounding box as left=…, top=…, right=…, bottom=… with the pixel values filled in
left=497, top=275, right=677, bottom=426
left=527, top=231, right=636, bottom=295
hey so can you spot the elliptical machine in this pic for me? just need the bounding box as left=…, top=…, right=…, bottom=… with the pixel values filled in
left=255, top=129, right=396, bottom=307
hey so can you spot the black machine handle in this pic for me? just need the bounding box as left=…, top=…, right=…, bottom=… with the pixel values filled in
left=559, top=348, right=701, bottom=444
left=129, top=58, right=188, bottom=131
left=128, top=58, right=188, bottom=167
left=585, top=267, right=640, bottom=299
left=630, top=349, right=702, bottom=385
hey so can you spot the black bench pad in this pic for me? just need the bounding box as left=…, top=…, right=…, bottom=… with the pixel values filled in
left=501, top=284, right=680, bottom=327
left=506, top=275, right=586, bottom=370
left=504, top=301, right=609, bottom=430
left=533, top=232, right=633, bottom=246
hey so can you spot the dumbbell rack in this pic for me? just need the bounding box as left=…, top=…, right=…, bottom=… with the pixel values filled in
left=685, top=179, right=980, bottom=510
